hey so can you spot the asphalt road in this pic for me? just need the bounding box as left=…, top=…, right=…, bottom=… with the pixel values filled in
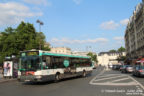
left=0, top=67, right=144, bottom=96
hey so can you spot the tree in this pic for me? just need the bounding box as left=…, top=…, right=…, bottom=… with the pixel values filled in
left=36, top=32, right=45, bottom=50
left=0, top=21, right=50, bottom=65
left=109, top=49, right=117, bottom=52
left=117, top=56, right=126, bottom=62
left=87, top=52, right=98, bottom=63
left=0, top=27, right=17, bottom=65
left=15, top=21, right=37, bottom=51
left=118, top=46, right=126, bottom=52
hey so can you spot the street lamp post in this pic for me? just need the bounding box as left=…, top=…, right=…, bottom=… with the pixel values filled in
left=36, top=19, right=44, bottom=32
left=36, top=19, right=44, bottom=50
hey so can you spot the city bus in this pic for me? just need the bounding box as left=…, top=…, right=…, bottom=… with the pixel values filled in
left=18, top=50, right=93, bottom=82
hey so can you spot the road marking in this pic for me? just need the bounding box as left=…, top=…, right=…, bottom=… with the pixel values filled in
left=97, top=74, right=120, bottom=78
left=94, top=75, right=127, bottom=82
left=90, top=68, right=144, bottom=96
left=89, top=68, right=105, bottom=85
left=128, top=75, right=144, bottom=90
left=89, top=69, right=105, bottom=84
left=89, top=69, right=140, bottom=86
left=111, top=77, right=130, bottom=83
left=90, top=81, right=137, bottom=86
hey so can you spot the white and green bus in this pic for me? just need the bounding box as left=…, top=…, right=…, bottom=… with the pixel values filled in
left=18, top=50, right=93, bottom=82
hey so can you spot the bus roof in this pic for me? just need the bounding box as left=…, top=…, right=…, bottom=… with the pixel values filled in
left=40, top=51, right=90, bottom=59
left=20, top=50, right=90, bottom=59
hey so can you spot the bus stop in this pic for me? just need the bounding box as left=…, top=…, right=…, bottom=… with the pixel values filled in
left=3, top=56, right=18, bottom=78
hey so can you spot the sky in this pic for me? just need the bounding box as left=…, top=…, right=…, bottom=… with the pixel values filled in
left=0, top=0, right=142, bottom=53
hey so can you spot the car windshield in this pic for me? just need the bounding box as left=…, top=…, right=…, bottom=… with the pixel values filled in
left=123, top=65, right=127, bottom=68
left=19, top=56, right=41, bottom=71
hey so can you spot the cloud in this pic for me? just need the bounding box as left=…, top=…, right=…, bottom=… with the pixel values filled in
left=0, top=2, right=42, bottom=26
left=120, top=19, right=129, bottom=26
left=100, top=20, right=119, bottom=30
left=73, top=0, right=83, bottom=5
left=113, top=36, right=124, bottom=45
left=113, top=36, right=124, bottom=41
left=23, top=0, right=52, bottom=6
left=51, top=38, right=108, bottom=45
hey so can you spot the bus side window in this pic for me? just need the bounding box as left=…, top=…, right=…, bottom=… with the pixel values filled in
left=42, top=56, right=49, bottom=69
left=52, top=57, right=58, bottom=69
left=59, top=57, right=64, bottom=68
left=46, top=56, right=51, bottom=69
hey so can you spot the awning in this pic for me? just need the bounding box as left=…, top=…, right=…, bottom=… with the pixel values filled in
left=136, top=61, right=141, bottom=63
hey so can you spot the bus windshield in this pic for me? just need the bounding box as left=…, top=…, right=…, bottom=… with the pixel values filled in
left=19, top=56, right=41, bottom=71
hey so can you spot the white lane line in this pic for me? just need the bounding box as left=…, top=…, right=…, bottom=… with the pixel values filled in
left=97, top=74, right=122, bottom=78
left=128, top=75, right=144, bottom=90
left=89, top=68, right=105, bottom=85
left=90, top=81, right=138, bottom=86
left=94, top=75, right=127, bottom=82
left=111, top=78, right=130, bottom=83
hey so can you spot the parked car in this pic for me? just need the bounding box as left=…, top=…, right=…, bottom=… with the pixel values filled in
left=108, top=64, right=113, bottom=69
left=132, top=65, right=144, bottom=77
left=121, top=65, right=133, bottom=73
left=126, top=66, right=133, bottom=73
left=119, top=65, right=123, bottom=71
left=112, top=65, right=121, bottom=70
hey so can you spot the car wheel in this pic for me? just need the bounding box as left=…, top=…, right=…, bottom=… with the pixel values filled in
left=138, top=73, right=141, bottom=77
left=132, top=72, right=135, bottom=76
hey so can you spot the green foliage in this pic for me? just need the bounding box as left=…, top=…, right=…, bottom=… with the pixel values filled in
left=109, top=46, right=126, bottom=53
left=0, top=21, right=50, bottom=66
left=118, top=46, right=125, bottom=52
left=0, top=27, right=17, bottom=65
left=117, top=56, right=126, bottom=61
left=15, top=21, right=37, bottom=50
left=108, top=46, right=126, bottom=62
left=109, top=49, right=117, bottom=52
left=87, top=52, right=98, bottom=63
left=43, top=46, right=51, bottom=51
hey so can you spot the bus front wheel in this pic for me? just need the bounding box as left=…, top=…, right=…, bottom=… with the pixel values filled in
left=55, top=74, right=60, bottom=82
left=82, top=71, right=86, bottom=77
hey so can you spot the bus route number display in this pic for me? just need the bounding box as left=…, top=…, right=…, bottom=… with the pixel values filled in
left=21, top=53, right=26, bottom=57
left=27, top=51, right=39, bottom=56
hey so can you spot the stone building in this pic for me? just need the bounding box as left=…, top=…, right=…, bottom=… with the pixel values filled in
left=125, top=0, right=144, bottom=59
left=97, top=52, right=126, bottom=66
left=50, top=47, right=71, bottom=54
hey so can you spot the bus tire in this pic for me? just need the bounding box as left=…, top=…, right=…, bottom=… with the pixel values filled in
left=82, top=71, right=86, bottom=77
left=55, top=73, right=60, bottom=82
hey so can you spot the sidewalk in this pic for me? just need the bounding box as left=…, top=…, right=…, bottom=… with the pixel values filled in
left=0, top=72, right=17, bottom=83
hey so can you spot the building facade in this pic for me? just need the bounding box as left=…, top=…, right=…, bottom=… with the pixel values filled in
left=50, top=47, right=71, bottom=54
left=125, top=0, right=144, bottom=59
left=72, top=51, right=93, bottom=56
left=97, top=52, right=126, bottom=66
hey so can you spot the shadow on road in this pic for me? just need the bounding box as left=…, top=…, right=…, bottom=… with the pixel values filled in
left=22, top=74, right=92, bottom=85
